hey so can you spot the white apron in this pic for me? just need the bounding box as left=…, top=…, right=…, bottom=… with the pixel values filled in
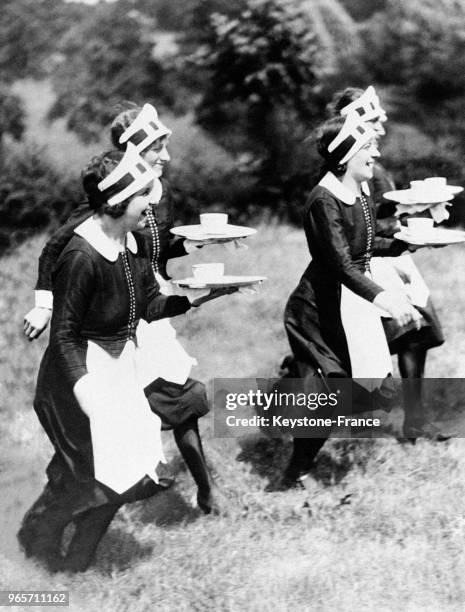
left=83, top=340, right=166, bottom=494
left=370, top=255, right=429, bottom=308
left=135, top=272, right=197, bottom=387
left=340, top=272, right=393, bottom=391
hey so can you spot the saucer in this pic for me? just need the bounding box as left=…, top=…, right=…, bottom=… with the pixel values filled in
left=174, top=275, right=267, bottom=289
left=383, top=189, right=454, bottom=205
left=394, top=228, right=465, bottom=246
left=170, top=224, right=257, bottom=241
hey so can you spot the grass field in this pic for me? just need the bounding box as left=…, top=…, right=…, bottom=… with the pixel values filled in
left=2, top=78, right=465, bottom=611
left=1, top=228, right=465, bottom=612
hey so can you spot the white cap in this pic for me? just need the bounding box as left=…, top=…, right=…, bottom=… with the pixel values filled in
left=118, top=103, right=172, bottom=152
left=98, top=143, right=156, bottom=206
left=340, top=86, right=387, bottom=123
left=328, top=111, right=376, bottom=165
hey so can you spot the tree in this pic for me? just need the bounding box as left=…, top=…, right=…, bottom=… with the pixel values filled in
left=0, top=0, right=88, bottom=82
left=0, top=88, right=25, bottom=146
left=193, top=0, right=322, bottom=133
left=48, top=1, right=165, bottom=142
left=363, top=0, right=465, bottom=100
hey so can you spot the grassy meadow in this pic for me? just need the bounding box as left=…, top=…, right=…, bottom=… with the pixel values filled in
left=1, top=229, right=465, bottom=612
left=1, top=79, right=465, bottom=611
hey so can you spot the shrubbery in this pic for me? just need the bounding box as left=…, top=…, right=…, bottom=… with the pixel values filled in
left=0, top=145, right=82, bottom=252
left=363, top=0, right=465, bottom=101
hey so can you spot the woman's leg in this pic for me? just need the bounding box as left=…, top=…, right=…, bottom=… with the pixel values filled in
left=284, top=437, right=328, bottom=480
left=266, top=437, right=328, bottom=491
left=18, top=484, right=77, bottom=570
left=173, top=417, right=215, bottom=513
left=398, top=346, right=426, bottom=431
left=61, top=504, right=120, bottom=572
left=398, top=346, right=450, bottom=440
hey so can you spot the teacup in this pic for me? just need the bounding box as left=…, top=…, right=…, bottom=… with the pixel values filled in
left=406, top=217, right=434, bottom=234
left=200, top=213, right=228, bottom=233
left=423, top=176, right=447, bottom=190
left=192, top=263, right=224, bottom=282
left=409, top=180, right=428, bottom=196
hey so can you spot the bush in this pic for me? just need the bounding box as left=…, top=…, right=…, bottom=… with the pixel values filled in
left=0, top=145, right=82, bottom=252
left=381, top=122, right=465, bottom=226
left=164, top=114, right=259, bottom=224
left=363, top=0, right=465, bottom=101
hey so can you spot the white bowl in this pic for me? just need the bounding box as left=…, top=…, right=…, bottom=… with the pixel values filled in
left=200, top=213, right=228, bottom=233
left=192, top=263, right=225, bottom=282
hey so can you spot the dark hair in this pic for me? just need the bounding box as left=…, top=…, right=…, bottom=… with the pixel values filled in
left=81, top=150, right=132, bottom=218
left=315, top=116, right=348, bottom=177
left=110, top=101, right=142, bottom=150
left=326, top=87, right=365, bottom=119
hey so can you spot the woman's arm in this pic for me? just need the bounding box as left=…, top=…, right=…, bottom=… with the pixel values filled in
left=35, top=204, right=92, bottom=296
left=24, top=205, right=93, bottom=340
left=311, top=197, right=384, bottom=302
left=373, top=235, right=409, bottom=257
left=49, top=249, right=96, bottom=388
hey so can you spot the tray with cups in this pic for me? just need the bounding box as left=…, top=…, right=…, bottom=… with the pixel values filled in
left=383, top=177, right=462, bottom=205
left=394, top=217, right=465, bottom=246
left=170, top=213, right=257, bottom=242
left=174, top=263, right=267, bottom=289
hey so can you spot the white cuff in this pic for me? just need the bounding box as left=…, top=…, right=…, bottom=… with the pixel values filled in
left=35, top=290, right=53, bottom=309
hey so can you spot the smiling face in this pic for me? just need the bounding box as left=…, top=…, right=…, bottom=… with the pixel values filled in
left=122, top=184, right=153, bottom=231
left=345, top=139, right=380, bottom=183
left=141, top=136, right=170, bottom=178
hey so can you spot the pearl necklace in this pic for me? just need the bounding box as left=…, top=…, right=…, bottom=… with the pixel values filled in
left=360, top=193, right=374, bottom=272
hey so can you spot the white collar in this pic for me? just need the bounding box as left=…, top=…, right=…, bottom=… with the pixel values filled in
left=74, top=216, right=138, bottom=262
left=318, top=172, right=370, bottom=206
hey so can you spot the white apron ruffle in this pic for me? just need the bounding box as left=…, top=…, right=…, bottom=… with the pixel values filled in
left=135, top=271, right=197, bottom=387
left=136, top=319, right=197, bottom=386
left=340, top=273, right=393, bottom=391
left=83, top=340, right=166, bottom=494
left=370, top=255, right=429, bottom=308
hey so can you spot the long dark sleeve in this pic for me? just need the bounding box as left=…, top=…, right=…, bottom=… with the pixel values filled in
left=49, top=250, right=95, bottom=387
left=311, top=198, right=384, bottom=302
left=35, top=204, right=93, bottom=292
left=373, top=236, right=409, bottom=257
left=144, top=277, right=191, bottom=321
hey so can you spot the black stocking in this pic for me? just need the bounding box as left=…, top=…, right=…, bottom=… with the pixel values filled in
left=173, top=417, right=211, bottom=497
left=62, top=504, right=119, bottom=573
left=398, top=346, right=427, bottom=426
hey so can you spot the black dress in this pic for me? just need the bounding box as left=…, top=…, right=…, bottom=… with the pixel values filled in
left=34, top=229, right=191, bottom=504
left=284, top=173, right=407, bottom=379
left=34, top=180, right=209, bottom=427
left=19, top=227, right=192, bottom=572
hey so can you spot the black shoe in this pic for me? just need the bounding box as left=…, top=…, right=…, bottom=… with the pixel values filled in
left=195, top=488, right=221, bottom=515
left=265, top=474, right=306, bottom=492
left=157, top=476, right=175, bottom=490
left=401, top=422, right=455, bottom=442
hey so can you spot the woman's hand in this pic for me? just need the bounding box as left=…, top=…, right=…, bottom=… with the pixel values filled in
left=23, top=307, right=52, bottom=340
left=174, top=285, right=238, bottom=307
left=373, top=290, right=422, bottom=328
left=183, top=238, right=248, bottom=253
left=190, top=286, right=239, bottom=307
left=73, top=374, right=96, bottom=417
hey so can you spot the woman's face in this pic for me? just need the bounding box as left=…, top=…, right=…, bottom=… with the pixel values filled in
left=123, top=185, right=152, bottom=231
left=141, top=137, right=170, bottom=178
left=345, top=139, right=380, bottom=183
left=367, top=117, right=386, bottom=139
